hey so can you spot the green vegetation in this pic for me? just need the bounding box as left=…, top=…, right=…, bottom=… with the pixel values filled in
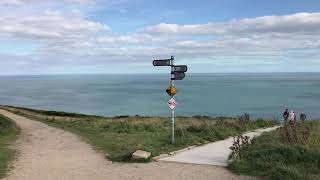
left=0, top=115, right=20, bottom=178
left=4, top=105, right=102, bottom=118
left=228, top=121, right=320, bottom=180
left=4, top=106, right=277, bottom=162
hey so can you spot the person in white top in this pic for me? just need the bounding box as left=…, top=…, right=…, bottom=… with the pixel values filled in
left=289, top=110, right=295, bottom=123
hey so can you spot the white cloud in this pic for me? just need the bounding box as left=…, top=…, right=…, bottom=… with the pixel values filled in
left=0, top=0, right=23, bottom=6
left=0, top=0, right=89, bottom=6
left=1, top=11, right=320, bottom=74
left=143, top=12, right=320, bottom=35
left=71, top=8, right=84, bottom=17
left=0, top=10, right=110, bottom=40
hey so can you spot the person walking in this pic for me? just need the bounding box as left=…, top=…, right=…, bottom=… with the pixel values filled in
left=300, top=112, right=306, bottom=121
left=289, top=110, right=295, bottom=123
left=283, top=109, right=289, bottom=122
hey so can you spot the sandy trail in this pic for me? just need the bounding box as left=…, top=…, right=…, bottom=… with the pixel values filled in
left=0, top=109, right=256, bottom=180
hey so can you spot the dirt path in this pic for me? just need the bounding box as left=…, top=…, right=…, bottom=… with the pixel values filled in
left=0, top=109, right=257, bottom=180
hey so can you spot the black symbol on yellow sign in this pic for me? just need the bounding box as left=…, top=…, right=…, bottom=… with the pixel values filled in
left=166, top=86, right=176, bottom=96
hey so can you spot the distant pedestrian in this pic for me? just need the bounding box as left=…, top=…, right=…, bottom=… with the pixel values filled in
left=300, top=112, right=306, bottom=121
left=283, top=109, right=289, bottom=122
left=289, top=110, right=295, bottom=123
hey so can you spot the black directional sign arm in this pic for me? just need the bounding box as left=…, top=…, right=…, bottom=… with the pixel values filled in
left=173, top=65, right=187, bottom=73
left=152, top=56, right=187, bottom=80
left=171, top=72, right=185, bottom=80
left=153, top=57, right=174, bottom=66
left=153, top=60, right=171, bottom=66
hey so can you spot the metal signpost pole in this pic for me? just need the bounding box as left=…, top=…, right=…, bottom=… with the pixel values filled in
left=152, top=56, right=187, bottom=144
left=170, top=56, right=175, bottom=144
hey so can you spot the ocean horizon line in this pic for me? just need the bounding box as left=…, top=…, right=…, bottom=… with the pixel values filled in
left=1, top=71, right=320, bottom=77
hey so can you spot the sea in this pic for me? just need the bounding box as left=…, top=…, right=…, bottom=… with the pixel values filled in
left=0, top=73, right=319, bottom=119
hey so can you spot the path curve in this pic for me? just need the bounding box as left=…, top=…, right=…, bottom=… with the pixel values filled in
left=0, top=109, right=256, bottom=180
left=160, top=126, right=279, bottom=166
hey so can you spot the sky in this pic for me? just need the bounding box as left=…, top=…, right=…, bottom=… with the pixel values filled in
left=0, top=0, right=320, bottom=75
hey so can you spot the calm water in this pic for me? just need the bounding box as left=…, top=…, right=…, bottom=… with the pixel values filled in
left=0, top=73, right=319, bottom=119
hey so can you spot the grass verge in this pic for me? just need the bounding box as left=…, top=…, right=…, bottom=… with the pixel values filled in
left=3, top=106, right=277, bottom=162
left=228, top=121, right=320, bottom=180
left=0, top=115, right=20, bottom=178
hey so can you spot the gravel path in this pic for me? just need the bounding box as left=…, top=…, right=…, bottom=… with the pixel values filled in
left=160, top=126, right=279, bottom=166
left=0, top=109, right=257, bottom=180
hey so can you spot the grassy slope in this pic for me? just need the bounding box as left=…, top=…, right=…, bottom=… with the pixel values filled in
left=4, top=106, right=277, bottom=162
left=0, top=115, right=20, bottom=178
left=228, top=121, right=320, bottom=180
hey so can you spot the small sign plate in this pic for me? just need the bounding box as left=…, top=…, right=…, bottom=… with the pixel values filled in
left=166, top=85, right=177, bottom=96
left=171, top=72, right=185, bottom=80
left=153, top=59, right=171, bottom=66
left=167, top=98, right=177, bottom=110
left=173, top=65, right=187, bottom=73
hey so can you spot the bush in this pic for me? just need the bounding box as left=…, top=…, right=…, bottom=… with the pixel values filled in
left=228, top=121, right=320, bottom=180
left=280, top=122, right=311, bottom=145
left=229, top=135, right=250, bottom=161
left=192, top=115, right=211, bottom=119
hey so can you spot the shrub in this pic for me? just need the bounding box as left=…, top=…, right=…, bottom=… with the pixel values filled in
left=280, top=122, right=311, bottom=145
left=229, top=135, right=250, bottom=161
left=228, top=121, right=320, bottom=180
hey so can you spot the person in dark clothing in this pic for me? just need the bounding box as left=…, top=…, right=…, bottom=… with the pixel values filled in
left=283, top=109, right=289, bottom=122
left=300, top=112, right=306, bottom=121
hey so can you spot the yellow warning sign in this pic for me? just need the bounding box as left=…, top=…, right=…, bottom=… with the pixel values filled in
left=166, top=85, right=176, bottom=96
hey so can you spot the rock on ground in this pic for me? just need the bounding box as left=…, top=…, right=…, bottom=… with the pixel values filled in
left=131, top=150, right=151, bottom=160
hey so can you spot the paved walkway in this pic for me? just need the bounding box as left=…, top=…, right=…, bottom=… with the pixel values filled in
left=160, top=126, right=279, bottom=166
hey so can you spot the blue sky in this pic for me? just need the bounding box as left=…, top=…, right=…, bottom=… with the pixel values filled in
left=0, top=0, right=320, bottom=74
left=90, top=0, right=320, bottom=31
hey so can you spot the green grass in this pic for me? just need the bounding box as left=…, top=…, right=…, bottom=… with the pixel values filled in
left=3, top=106, right=277, bottom=162
left=0, top=115, right=20, bottom=178
left=228, top=121, right=320, bottom=180
left=4, top=105, right=102, bottom=118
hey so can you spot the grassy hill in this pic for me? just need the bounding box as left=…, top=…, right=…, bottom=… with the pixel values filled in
left=0, top=115, right=20, bottom=178
left=3, top=106, right=277, bottom=162
left=228, top=121, right=320, bottom=180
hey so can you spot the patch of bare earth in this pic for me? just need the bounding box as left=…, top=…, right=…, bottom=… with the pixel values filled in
left=0, top=109, right=257, bottom=180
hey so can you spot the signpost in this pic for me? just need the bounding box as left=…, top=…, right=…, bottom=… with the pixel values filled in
left=153, top=56, right=188, bottom=143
